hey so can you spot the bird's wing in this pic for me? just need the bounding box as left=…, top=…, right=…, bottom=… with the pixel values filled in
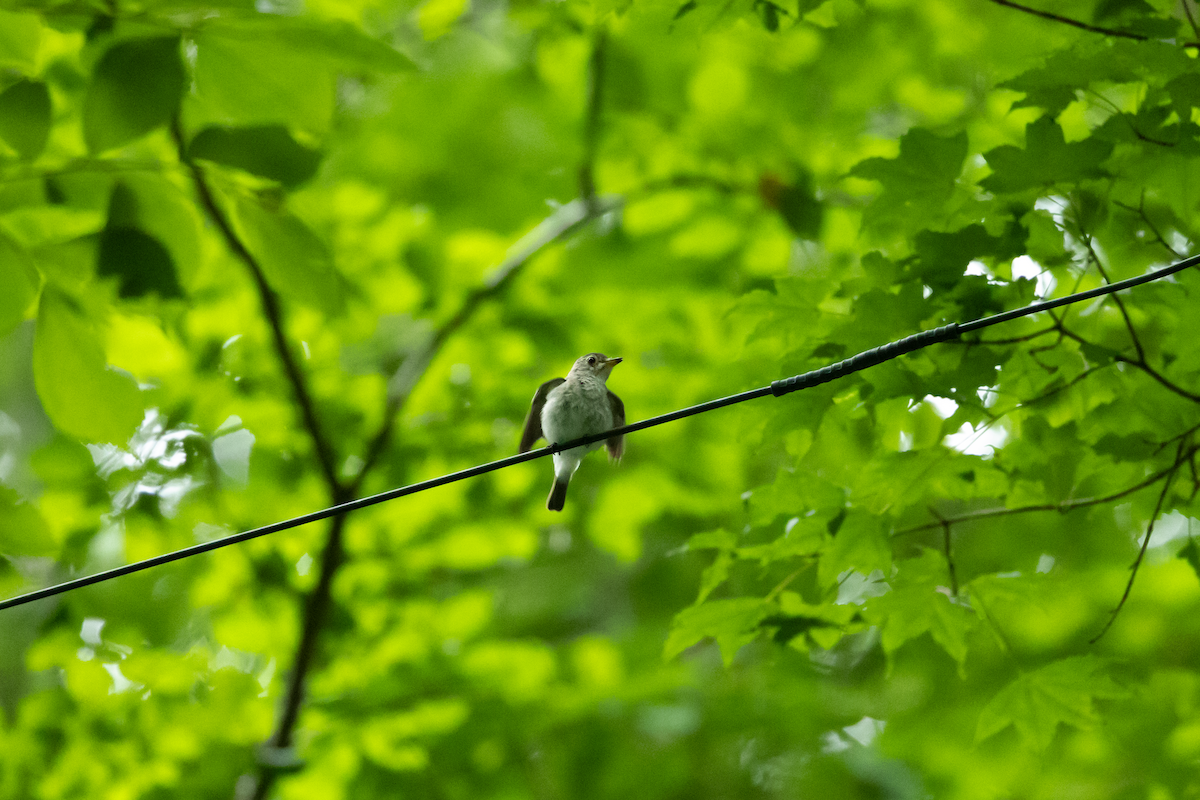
left=606, top=389, right=625, bottom=462
left=518, top=378, right=565, bottom=453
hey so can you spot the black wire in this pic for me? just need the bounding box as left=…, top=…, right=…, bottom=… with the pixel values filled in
left=2, top=254, right=1197, bottom=612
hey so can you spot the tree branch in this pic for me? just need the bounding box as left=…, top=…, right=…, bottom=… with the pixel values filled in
left=1089, top=439, right=1188, bottom=643
left=175, top=119, right=363, bottom=800
left=236, top=197, right=617, bottom=799
left=988, top=0, right=1147, bottom=41
left=970, top=324, right=1057, bottom=345
left=172, top=120, right=343, bottom=491
left=1113, top=196, right=1184, bottom=260
left=1081, top=235, right=1146, bottom=363
left=895, top=446, right=1200, bottom=537
left=1054, top=322, right=1200, bottom=404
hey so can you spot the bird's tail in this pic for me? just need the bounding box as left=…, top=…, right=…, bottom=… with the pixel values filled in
left=547, top=478, right=569, bottom=511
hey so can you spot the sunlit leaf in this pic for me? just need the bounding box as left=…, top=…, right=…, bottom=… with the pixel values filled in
left=0, top=235, right=37, bottom=335
left=976, top=656, right=1128, bottom=749
left=32, top=288, right=143, bottom=444
left=0, top=10, right=41, bottom=73
left=664, top=598, right=773, bottom=665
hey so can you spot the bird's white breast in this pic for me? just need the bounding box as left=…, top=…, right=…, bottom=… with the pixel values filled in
left=541, top=377, right=613, bottom=446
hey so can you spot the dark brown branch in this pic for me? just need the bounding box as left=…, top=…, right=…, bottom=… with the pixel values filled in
left=895, top=446, right=1199, bottom=537
left=175, top=119, right=360, bottom=800
left=274, top=513, right=345, bottom=733
left=1054, top=323, right=1200, bottom=404
left=1090, top=439, right=1188, bottom=643
left=988, top=0, right=1147, bottom=40
left=172, top=121, right=342, bottom=491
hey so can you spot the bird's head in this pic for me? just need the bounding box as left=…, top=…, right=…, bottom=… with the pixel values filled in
left=571, top=352, right=622, bottom=381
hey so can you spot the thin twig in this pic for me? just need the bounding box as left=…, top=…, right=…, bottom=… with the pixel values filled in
left=931, top=507, right=958, bottom=597
left=1016, top=364, right=1106, bottom=409
left=1082, top=235, right=1147, bottom=363
left=971, top=325, right=1057, bottom=345
left=1090, top=439, right=1188, bottom=643
left=1054, top=324, right=1200, bottom=403
left=896, top=446, right=1199, bottom=536
left=988, top=0, right=1146, bottom=40
left=1113, top=197, right=1184, bottom=260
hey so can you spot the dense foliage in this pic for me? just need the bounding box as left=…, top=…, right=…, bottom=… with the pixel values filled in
left=1, top=0, right=1199, bottom=797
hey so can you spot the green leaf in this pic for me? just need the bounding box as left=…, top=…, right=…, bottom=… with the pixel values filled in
left=0, top=235, right=37, bottom=335
left=198, top=16, right=414, bottom=73
left=696, top=549, right=733, bottom=603
left=189, top=30, right=336, bottom=135
left=866, top=551, right=974, bottom=669
left=0, top=486, right=54, bottom=557
left=230, top=196, right=345, bottom=314
left=97, top=228, right=182, bottom=299
left=0, top=206, right=105, bottom=249
left=976, top=656, right=1128, bottom=749
left=871, top=585, right=974, bottom=670
left=817, top=512, right=892, bottom=590
left=912, top=224, right=1021, bottom=290
left=97, top=182, right=183, bottom=299
left=83, top=37, right=186, bottom=153
left=0, top=79, right=51, bottom=159
left=32, top=288, right=144, bottom=444
left=1166, top=72, right=1200, bottom=119
left=188, top=126, right=323, bottom=189
left=1180, top=537, right=1200, bottom=583
left=999, top=40, right=1190, bottom=115
left=105, top=174, right=203, bottom=284
left=980, top=116, right=1113, bottom=194
left=850, top=128, right=967, bottom=229
left=664, top=598, right=772, bottom=665
left=0, top=10, right=41, bottom=73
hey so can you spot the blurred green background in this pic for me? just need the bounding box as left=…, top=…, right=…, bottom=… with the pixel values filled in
left=2, top=0, right=1200, bottom=797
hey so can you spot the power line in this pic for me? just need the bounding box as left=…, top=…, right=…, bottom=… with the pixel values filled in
left=2, top=253, right=1197, bottom=612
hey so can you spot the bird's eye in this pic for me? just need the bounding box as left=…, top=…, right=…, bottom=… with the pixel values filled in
left=587, top=356, right=597, bottom=365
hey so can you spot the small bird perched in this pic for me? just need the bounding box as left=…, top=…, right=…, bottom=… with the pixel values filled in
left=519, top=353, right=625, bottom=511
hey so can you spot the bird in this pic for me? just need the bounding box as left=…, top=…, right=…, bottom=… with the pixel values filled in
left=518, top=353, right=625, bottom=511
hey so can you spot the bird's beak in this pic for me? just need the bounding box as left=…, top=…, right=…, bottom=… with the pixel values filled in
left=605, top=357, right=623, bottom=367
